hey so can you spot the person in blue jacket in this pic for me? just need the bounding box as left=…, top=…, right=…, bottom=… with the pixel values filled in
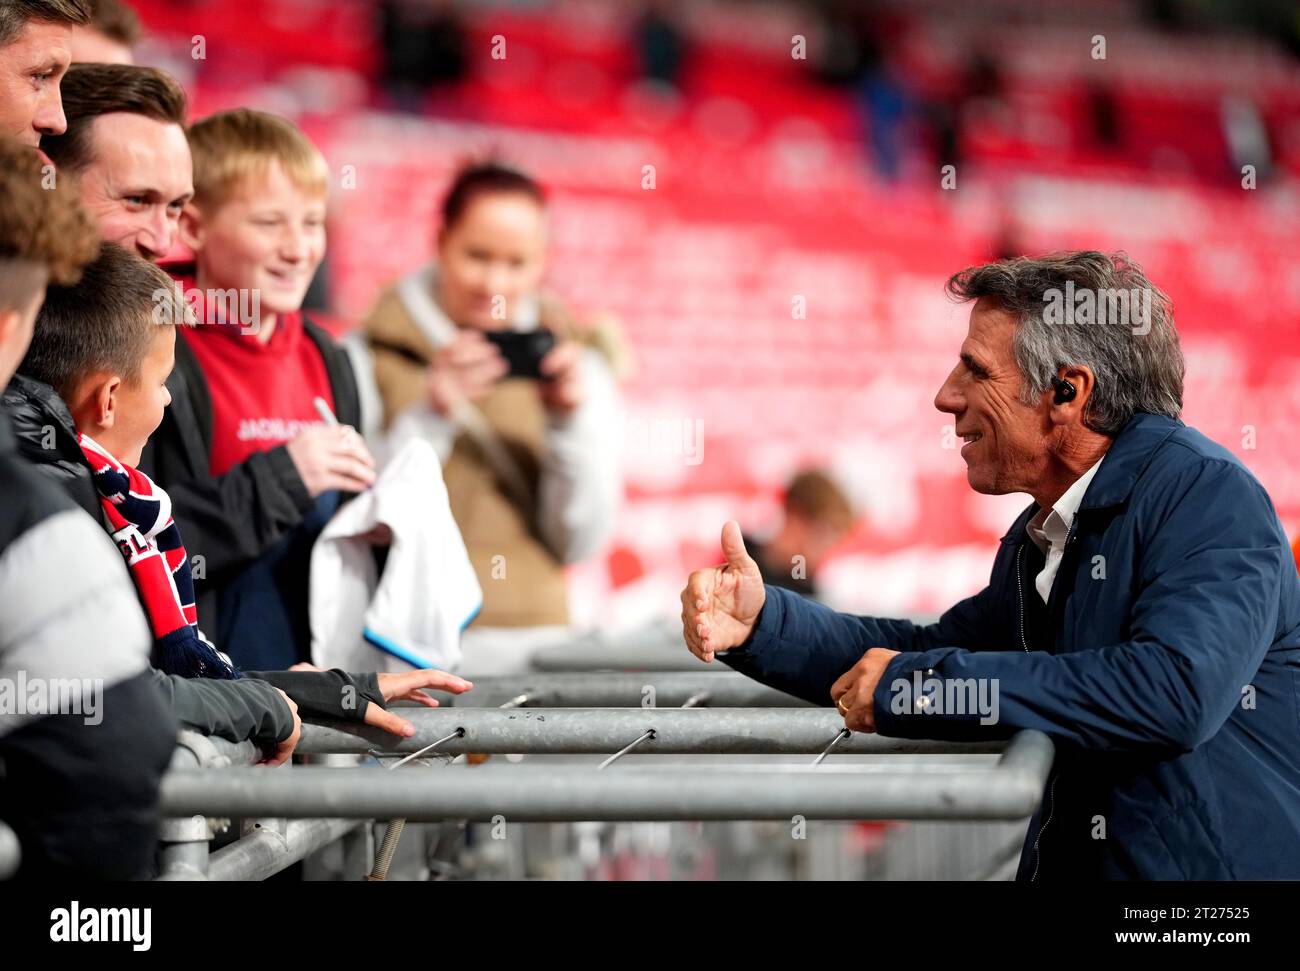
left=682, top=251, right=1300, bottom=880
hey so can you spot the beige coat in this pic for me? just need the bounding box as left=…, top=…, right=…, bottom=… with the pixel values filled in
left=361, top=274, right=626, bottom=628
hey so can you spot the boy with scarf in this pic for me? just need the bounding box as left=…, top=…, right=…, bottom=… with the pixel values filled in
left=15, top=243, right=473, bottom=742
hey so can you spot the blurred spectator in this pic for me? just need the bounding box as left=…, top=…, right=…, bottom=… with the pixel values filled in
left=1085, top=80, right=1122, bottom=151
left=634, top=1, right=687, bottom=89
left=1144, top=0, right=1188, bottom=32
left=1221, top=94, right=1274, bottom=182
left=992, top=194, right=1028, bottom=261
left=937, top=48, right=1006, bottom=173
left=809, top=2, right=913, bottom=180
left=378, top=0, right=467, bottom=112
left=69, top=0, right=138, bottom=64
left=811, top=0, right=868, bottom=87
left=992, top=228, right=1026, bottom=262
left=744, top=470, right=855, bottom=599
left=356, top=161, right=624, bottom=669
left=862, top=62, right=908, bottom=180
left=961, top=48, right=1003, bottom=103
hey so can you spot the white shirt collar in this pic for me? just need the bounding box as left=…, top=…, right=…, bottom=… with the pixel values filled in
left=1026, top=456, right=1106, bottom=552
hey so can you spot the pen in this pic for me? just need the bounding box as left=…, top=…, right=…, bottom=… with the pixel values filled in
left=313, top=396, right=338, bottom=426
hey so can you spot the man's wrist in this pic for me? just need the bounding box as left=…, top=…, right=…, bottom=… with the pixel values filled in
left=721, top=591, right=772, bottom=658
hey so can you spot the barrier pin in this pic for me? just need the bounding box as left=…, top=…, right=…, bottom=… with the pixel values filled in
left=811, top=729, right=852, bottom=766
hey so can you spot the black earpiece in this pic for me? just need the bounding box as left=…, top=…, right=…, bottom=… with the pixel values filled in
left=1051, top=376, right=1077, bottom=405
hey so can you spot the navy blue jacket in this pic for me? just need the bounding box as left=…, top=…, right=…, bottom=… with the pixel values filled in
left=723, top=413, right=1300, bottom=880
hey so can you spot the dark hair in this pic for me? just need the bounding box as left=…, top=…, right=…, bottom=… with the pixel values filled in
left=441, top=160, right=545, bottom=229
left=41, top=63, right=187, bottom=173
left=21, top=242, right=188, bottom=398
left=0, top=0, right=91, bottom=45
left=87, top=0, right=139, bottom=45
left=0, top=135, right=98, bottom=311
left=945, top=251, right=1183, bottom=435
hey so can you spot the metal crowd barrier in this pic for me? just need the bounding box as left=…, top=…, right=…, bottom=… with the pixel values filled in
left=160, top=728, right=1052, bottom=823
left=152, top=672, right=1055, bottom=880
left=426, top=671, right=812, bottom=708
left=295, top=707, right=1009, bottom=757
left=157, top=730, right=365, bottom=881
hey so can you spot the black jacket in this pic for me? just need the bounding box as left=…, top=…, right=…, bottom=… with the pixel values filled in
left=1, top=372, right=98, bottom=519
left=139, top=318, right=362, bottom=635
left=0, top=373, right=383, bottom=740
left=0, top=409, right=177, bottom=879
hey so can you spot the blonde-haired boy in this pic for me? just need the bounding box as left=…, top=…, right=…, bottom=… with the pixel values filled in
left=146, top=108, right=375, bottom=670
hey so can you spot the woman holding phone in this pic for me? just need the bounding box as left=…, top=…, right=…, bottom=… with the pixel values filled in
left=356, top=162, right=626, bottom=663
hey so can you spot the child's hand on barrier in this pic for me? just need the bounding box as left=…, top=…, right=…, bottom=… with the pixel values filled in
left=261, top=689, right=302, bottom=766
left=363, top=670, right=476, bottom=737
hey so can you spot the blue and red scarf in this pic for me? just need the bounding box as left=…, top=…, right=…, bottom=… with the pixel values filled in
left=79, top=434, right=239, bottom=680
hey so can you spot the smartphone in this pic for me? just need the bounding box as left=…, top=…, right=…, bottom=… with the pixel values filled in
left=483, top=328, right=558, bottom=379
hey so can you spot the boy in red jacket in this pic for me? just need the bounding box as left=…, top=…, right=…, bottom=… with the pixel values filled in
left=148, top=108, right=375, bottom=669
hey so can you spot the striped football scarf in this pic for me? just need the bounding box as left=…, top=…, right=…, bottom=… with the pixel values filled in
left=79, top=434, right=239, bottom=679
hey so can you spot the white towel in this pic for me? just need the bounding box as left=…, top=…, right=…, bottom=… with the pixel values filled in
left=309, top=438, right=481, bottom=673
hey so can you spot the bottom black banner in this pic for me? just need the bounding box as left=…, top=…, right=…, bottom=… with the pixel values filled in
left=0, top=879, right=1289, bottom=956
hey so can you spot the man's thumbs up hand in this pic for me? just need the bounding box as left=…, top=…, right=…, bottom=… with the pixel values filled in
left=681, top=521, right=767, bottom=662
left=720, top=520, right=761, bottom=577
